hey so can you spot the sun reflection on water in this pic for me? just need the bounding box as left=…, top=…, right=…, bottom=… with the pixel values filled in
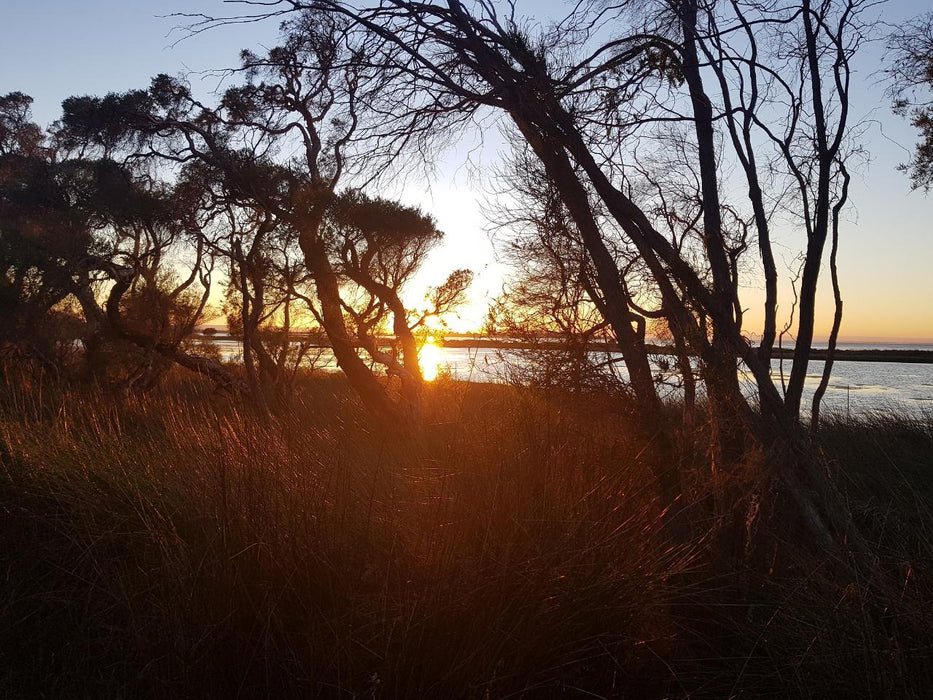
left=420, top=336, right=442, bottom=381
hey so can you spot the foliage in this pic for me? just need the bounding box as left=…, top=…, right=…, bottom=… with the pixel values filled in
left=58, top=12, right=472, bottom=419
left=0, top=90, right=219, bottom=388
left=887, top=11, right=933, bottom=191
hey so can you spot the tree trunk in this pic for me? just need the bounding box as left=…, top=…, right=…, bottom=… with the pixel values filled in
left=513, top=117, right=662, bottom=412
left=298, top=234, right=403, bottom=422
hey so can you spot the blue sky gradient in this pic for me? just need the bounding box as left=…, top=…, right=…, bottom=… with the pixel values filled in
left=2, top=0, right=931, bottom=341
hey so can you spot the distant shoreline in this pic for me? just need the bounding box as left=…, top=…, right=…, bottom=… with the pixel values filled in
left=438, top=338, right=933, bottom=364
left=194, top=332, right=933, bottom=364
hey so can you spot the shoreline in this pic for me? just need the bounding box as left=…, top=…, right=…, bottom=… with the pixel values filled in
left=439, top=338, right=933, bottom=364
left=194, top=333, right=933, bottom=364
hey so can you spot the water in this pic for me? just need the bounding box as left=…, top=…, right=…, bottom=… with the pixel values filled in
left=776, top=353, right=933, bottom=418
left=202, top=337, right=933, bottom=417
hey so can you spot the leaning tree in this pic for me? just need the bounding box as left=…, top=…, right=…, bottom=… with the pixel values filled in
left=187, top=0, right=879, bottom=563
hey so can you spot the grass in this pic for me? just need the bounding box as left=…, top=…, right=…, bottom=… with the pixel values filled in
left=1, top=369, right=932, bottom=698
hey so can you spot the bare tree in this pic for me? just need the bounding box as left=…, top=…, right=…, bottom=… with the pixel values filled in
left=486, top=139, right=663, bottom=403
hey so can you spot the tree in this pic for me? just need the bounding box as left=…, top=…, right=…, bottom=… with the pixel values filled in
left=61, top=12, right=471, bottom=420
left=487, top=134, right=697, bottom=410
left=887, top=11, right=933, bottom=191
left=175, top=160, right=324, bottom=406
left=0, top=92, right=228, bottom=389
left=329, top=190, right=471, bottom=412
left=204, top=0, right=876, bottom=561
left=81, top=163, right=218, bottom=390
left=0, top=93, right=97, bottom=372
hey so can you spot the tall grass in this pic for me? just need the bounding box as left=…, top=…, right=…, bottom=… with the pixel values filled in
left=1, top=369, right=931, bottom=698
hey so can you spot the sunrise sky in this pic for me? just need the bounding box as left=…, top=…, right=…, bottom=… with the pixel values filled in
left=2, top=0, right=931, bottom=343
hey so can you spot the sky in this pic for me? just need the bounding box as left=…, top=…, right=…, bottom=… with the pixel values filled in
left=1, top=0, right=931, bottom=343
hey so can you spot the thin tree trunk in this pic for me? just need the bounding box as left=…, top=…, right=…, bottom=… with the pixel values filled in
left=514, top=118, right=662, bottom=412
left=811, top=164, right=850, bottom=431
left=785, top=0, right=840, bottom=420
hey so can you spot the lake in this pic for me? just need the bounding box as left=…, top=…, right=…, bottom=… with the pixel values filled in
left=202, top=337, right=933, bottom=418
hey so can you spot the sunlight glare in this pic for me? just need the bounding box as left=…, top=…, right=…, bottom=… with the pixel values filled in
left=420, top=336, right=442, bottom=382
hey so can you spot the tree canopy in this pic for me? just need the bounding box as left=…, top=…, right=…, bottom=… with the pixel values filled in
left=888, top=11, right=933, bottom=191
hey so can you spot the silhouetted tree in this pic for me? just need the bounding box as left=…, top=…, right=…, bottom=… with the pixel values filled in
left=61, top=12, right=470, bottom=420
left=0, top=92, right=229, bottom=389
left=488, top=135, right=697, bottom=411
left=0, top=93, right=82, bottom=372
left=329, top=190, right=471, bottom=414
left=86, top=169, right=217, bottom=391
left=199, top=0, right=874, bottom=563
left=172, top=161, right=323, bottom=405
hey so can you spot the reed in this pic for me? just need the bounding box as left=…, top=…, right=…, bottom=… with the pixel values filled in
left=1, top=371, right=931, bottom=697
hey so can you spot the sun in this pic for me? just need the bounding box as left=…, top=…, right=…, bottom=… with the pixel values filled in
left=419, top=335, right=442, bottom=382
